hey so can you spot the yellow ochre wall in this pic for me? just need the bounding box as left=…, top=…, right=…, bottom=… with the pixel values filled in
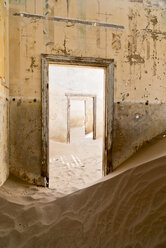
left=0, top=0, right=9, bottom=186
left=9, top=0, right=166, bottom=184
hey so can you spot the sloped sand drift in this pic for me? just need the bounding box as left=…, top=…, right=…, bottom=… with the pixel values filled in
left=0, top=142, right=166, bottom=248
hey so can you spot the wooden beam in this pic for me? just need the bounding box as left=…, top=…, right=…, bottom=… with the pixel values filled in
left=105, top=62, right=114, bottom=175
left=42, top=54, right=113, bottom=67
left=65, top=93, right=96, bottom=98
left=41, top=57, right=49, bottom=186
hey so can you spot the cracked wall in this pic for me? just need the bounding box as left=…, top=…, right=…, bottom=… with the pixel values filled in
left=9, top=0, right=166, bottom=184
left=0, top=0, right=9, bottom=186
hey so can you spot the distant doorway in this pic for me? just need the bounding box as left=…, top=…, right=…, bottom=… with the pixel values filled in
left=42, top=55, right=114, bottom=194
left=66, top=93, right=97, bottom=143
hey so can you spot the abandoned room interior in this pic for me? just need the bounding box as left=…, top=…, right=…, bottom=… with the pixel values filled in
left=0, top=0, right=166, bottom=247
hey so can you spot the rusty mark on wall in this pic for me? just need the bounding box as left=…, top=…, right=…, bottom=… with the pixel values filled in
left=112, top=33, right=121, bottom=51
left=150, top=15, right=158, bottom=26
left=146, top=40, right=150, bottom=59
left=30, top=57, right=38, bottom=72
left=127, top=54, right=145, bottom=65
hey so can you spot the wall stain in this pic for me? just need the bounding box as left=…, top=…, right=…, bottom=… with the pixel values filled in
left=63, top=38, right=67, bottom=54
left=127, top=54, right=145, bottom=65
left=146, top=40, right=150, bottom=59
left=30, top=57, right=38, bottom=72
left=52, top=38, right=71, bottom=55
left=96, top=0, right=101, bottom=49
left=112, top=33, right=121, bottom=51
left=17, top=99, right=22, bottom=107
left=9, top=0, right=166, bottom=184
left=150, top=15, right=158, bottom=26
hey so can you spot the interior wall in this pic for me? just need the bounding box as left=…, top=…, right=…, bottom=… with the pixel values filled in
left=9, top=0, right=166, bottom=184
left=0, top=0, right=9, bottom=186
left=49, top=65, right=104, bottom=143
left=85, top=98, right=93, bottom=135
left=70, top=100, right=85, bottom=128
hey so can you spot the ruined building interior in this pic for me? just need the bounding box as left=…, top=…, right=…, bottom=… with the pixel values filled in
left=0, top=0, right=166, bottom=247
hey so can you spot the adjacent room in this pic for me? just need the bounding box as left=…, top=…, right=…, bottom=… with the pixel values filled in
left=49, top=64, right=105, bottom=195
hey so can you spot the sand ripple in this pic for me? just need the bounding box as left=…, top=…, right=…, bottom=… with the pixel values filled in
left=0, top=156, right=165, bottom=248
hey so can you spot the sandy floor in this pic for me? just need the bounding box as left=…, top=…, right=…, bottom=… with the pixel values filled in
left=0, top=139, right=166, bottom=248
left=0, top=135, right=166, bottom=247
left=49, top=127, right=103, bottom=195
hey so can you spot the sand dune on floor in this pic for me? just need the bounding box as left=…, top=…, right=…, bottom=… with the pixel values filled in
left=0, top=145, right=166, bottom=248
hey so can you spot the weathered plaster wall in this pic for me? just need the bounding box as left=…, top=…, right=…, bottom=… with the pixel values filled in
left=9, top=0, right=166, bottom=183
left=85, top=98, right=93, bottom=135
left=0, top=0, right=9, bottom=186
left=70, top=100, right=85, bottom=128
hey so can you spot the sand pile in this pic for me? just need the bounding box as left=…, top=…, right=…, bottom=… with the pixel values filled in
left=0, top=148, right=166, bottom=248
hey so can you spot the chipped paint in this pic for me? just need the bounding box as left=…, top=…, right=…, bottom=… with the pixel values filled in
left=127, top=54, right=145, bottom=65
left=8, top=0, right=166, bottom=184
left=30, top=57, right=38, bottom=72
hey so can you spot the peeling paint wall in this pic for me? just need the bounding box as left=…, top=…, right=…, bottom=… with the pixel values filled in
left=9, top=0, right=166, bottom=183
left=0, top=0, right=9, bottom=186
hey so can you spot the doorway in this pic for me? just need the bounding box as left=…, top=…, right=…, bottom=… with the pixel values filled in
left=66, top=93, right=97, bottom=143
left=42, top=55, right=114, bottom=193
